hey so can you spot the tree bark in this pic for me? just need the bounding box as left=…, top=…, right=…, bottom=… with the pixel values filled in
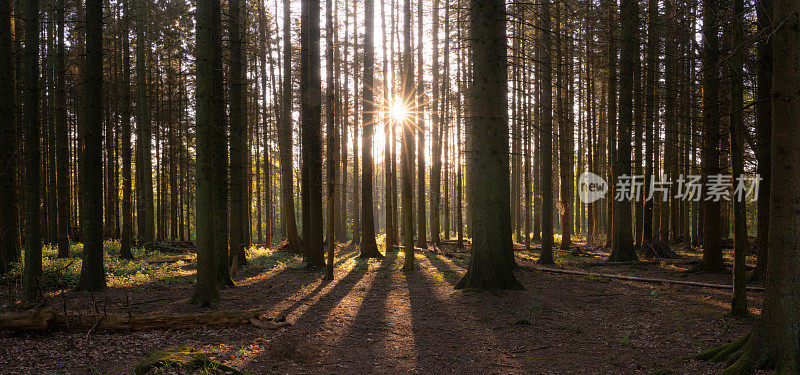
left=456, top=0, right=522, bottom=290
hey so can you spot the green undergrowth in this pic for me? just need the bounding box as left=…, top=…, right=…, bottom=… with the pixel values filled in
left=134, top=346, right=249, bottom=375
left=1, top=241, right=195, bottom=290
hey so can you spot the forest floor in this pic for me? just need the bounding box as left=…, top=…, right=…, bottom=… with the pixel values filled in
left=0, top=239, right=767, bottom=374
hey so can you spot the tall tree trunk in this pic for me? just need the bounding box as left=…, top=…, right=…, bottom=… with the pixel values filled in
left=429, top=0, right=441, bottom=248
left=538, top=0, right=554, bottom=265
left=699, top=0, right=723, bottom=272
left=400, top=0, right=414, bottom=272
left=119, top=0, right=133, bottom=260
left=456, top=0, right=522, bottom=290
left=22, top=0, right=41, bottom=303
left=359, top=0, right=381, bottom=258
left=382, top=0, right=396, bottom=252
left=415, top=0, right=426, bottom=249
left=135, top=0, right=154, bottom=243
left=229, top=0, right=248, bottom=268
left=608, top=0, right=637, bottom=262
left=752, top=0, right=771, bottom=282
left=641, top=0, right=658, bottom=245
left=696, top=0, right=800, bottom=369
left=211, top=0, right=233, bottom=287
left=662, top=0, right=678, bottom=244
left=192, top=0, right=220, bottom=307
left=324, top=0, right=339, bottom=279
left=728, top=0, right=747, bottom=316
left=279, top=0, right=301, bottom=254
left=300, top=0, right=324, bottom=268
left=0, top=0, right=20, bottom=272
left=77, top=0, right=107, bottom=291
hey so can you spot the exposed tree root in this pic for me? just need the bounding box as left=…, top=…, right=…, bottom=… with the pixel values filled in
left=695, top=332, right=799, bottom=375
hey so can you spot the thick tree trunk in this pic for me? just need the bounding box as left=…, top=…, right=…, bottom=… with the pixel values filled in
left=697, top=2, right=800, bottom=370
left=192, top=0, right=220, bottom=307
left=300, top=0, right=324, bottom=268
left=135, top=0, right=155, bottom=243
left=699, top=0, right=724, bottom=272
left=456, top=0, right=522, bottom=290
left=0, top=0, right=20, bottom=272
left=229, top=0, right=249, bottom=268
left=22, top=0, right=41, bottom=303
left=608, top=0, right=637, bottom=262
left=76, top=0, right=107, bottom=292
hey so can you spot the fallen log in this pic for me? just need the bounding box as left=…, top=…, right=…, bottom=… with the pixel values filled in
left=531, top=266, right=765, bottom=292
left=0, top=308, right=291, bottom=331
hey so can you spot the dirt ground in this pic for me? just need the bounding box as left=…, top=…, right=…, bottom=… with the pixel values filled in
left=0, top=242, right=765, bottom=374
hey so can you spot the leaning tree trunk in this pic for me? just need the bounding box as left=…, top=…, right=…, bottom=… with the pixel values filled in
left=697, top=1, right=800, bottom=370
left=455, top=0, right=522, bottom=290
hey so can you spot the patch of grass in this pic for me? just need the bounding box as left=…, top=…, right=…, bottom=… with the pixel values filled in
left=1, top=241, right=195, bottom=291
left=134, top=346, right=249, bottom=375
left=617, top=336, right=630, bottom=345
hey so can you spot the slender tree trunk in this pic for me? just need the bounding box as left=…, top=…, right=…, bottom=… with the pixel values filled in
left=728, top=0, right=747, bottom=316
left=279, top=0, right=302, bottom=254
left=359, top=0, right=381, bottom=258
left=538, top=0, right=554, bottom=265
left=324, top=0, right=339, bottom=278
left=752, top=0, right=771, bottom=281
left=400, top=0, right=414, bottom=272
left=415, top=0, right=426, bottom=249
left=641, top=0, right=658, bottom=245
left=120, top=0, right=133, bottom=260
